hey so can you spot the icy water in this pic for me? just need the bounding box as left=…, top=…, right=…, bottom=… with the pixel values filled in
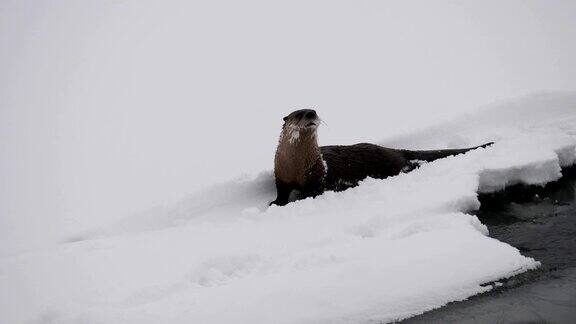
left=404, top=167, right=576, bottom=324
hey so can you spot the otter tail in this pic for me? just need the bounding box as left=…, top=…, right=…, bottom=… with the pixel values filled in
left=402, top=142, right=494, bottom=162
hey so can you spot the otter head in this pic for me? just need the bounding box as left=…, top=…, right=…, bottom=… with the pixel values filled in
left=280, top=109, right=321, bottom=144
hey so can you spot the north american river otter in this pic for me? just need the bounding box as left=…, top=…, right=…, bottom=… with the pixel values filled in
left=270, top=109, right=493, bottom=206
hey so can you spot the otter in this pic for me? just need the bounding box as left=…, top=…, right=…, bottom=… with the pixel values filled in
left=270, top=109, right=493, bottom=206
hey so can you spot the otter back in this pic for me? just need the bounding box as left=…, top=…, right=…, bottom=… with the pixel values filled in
left=321, top=143, right=408, bottom=191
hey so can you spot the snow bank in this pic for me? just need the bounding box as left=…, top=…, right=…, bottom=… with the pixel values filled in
left=1, top=93, right=576, bottom=323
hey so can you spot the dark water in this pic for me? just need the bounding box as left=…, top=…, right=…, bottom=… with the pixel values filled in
left=403, top=167, right=576, bottom=324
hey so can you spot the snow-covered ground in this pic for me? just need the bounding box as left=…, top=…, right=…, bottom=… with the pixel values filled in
left=1, top=92, right=576, bottom=323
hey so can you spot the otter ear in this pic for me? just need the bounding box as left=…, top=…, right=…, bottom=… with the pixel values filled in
left=283, top=116, right=288, bottom=122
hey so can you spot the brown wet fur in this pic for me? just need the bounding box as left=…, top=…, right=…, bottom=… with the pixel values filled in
left=274, top=128, right=324, bottom=189
left=270, top=109, right=493, bottom=206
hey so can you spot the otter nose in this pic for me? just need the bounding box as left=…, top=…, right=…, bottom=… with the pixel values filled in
left=305, top=110, right=317, bottom=119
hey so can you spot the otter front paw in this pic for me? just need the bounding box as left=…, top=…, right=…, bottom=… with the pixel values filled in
left=269, top=199, right=288, bottom=206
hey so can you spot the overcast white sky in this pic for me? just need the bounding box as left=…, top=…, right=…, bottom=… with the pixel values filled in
left=1, top=0, right=576, bottom=250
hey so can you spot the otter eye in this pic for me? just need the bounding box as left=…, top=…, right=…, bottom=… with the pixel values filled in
left=305, top=111, right=316, bottom=119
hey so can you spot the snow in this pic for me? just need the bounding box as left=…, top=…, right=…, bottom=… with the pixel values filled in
left=2, top=93, right=576, bottom=323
